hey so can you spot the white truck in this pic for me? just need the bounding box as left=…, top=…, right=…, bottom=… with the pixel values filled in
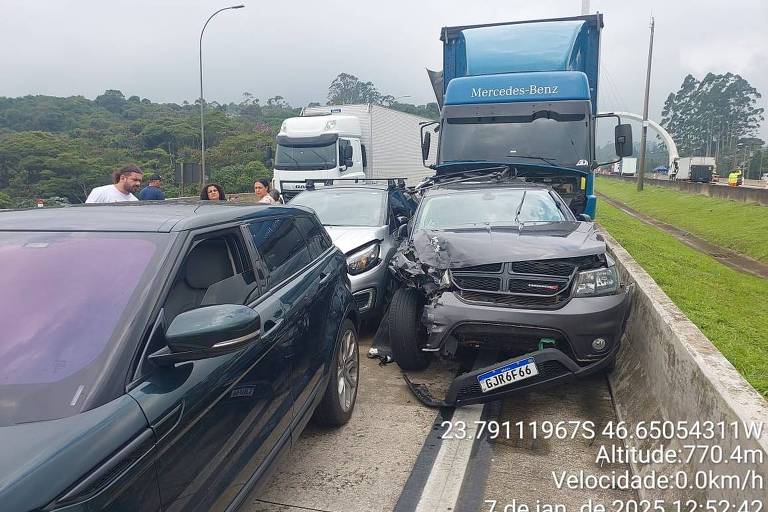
left=674, top=156, right=716, bottom=182
left=620, top=157, right=637, bottom=176
left=272, top=104, right=434, bottom=200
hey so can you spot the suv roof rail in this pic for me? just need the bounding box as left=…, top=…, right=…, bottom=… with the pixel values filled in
left=293, top=177, right=407, bottom=191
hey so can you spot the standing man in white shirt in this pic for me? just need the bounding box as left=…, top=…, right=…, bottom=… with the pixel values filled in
left=85, top=164, right=143, bottom=203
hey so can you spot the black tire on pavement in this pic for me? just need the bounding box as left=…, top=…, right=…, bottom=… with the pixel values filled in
left=313, top=319, right=359, bottom=426
left=389, top=287, right=431, bottom=371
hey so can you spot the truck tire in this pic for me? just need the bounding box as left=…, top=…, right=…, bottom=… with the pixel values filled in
left=390, top=288, right=431, bottom=371
left=313, top=319, right=359, bottom=426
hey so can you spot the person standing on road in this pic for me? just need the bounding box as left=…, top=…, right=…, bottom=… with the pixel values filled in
left=85, top=164, right=143, bottom=203
left=254, top=178, right=275, bottom=204
left=138, top=174, right=165, bottom=200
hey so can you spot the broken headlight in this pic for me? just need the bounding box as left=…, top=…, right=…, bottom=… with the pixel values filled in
left=347, top=243, right=380, bottom=275
left=574, top=266, right=619, bottom=297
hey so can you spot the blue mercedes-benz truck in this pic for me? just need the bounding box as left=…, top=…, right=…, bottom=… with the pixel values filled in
left=421, top=14, right=632, bottom=219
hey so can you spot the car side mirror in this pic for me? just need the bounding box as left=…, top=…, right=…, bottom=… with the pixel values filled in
left=577, top=213, right=592, bottom=222
left=614, top=124, right=633, bottom=158
left=396, top=223, right=408, bottom=239
left=421, top=131, right=431, bottom=162
left=149, top=304, right=261, bottom=366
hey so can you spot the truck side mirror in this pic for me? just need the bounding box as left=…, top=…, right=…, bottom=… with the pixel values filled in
left=615, top=124, right=633, bottom=158
left=264, top=146, right=273, bottom=161
left=343, top=145, right=353, bottom=160
left=266, top=159, right=274, bottom=169
left=421, top=131, right=431, bottom=161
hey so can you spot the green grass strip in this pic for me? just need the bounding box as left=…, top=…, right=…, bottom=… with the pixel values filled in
left=596, top=177, right=768, bottom=263
left=599, top=202, right=768, bottom=397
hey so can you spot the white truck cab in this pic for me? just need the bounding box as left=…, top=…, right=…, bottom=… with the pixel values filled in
left=273, top=114, right=366, bottom=201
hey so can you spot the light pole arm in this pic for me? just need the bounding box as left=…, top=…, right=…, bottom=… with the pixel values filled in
left=198, top=5, right=244, bottom=187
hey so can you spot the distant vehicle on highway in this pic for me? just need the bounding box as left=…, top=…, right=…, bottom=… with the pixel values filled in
left=289, top=179, right=417, bottom=321
left=619, top=156, right=637, bottom=176
left=675, top=156, right=716, bottom=183
left=0, top=201, right=360, bottom=512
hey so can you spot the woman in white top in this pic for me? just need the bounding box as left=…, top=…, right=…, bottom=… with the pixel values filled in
left=254, top=179, right=276, bottom=204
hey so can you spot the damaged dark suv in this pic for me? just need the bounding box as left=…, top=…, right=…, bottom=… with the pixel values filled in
left=388, top=171, right=632, bottom=407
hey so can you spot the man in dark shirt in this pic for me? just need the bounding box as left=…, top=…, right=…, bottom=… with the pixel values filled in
left=138, top=174, right=165, bottom=200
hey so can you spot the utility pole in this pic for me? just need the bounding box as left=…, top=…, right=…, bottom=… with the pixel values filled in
left=637, top=16, right=655, bottom=191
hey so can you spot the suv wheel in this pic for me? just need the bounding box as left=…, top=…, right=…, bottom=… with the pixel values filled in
left=390, top=288, right=431, bottom=371
left=313, top=319, right=359, bottom=426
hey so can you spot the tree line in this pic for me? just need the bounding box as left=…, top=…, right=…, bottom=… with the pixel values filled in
left=0, top=73, right=439, bottom=208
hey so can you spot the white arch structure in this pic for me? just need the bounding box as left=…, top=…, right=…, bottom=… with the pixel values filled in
left=602, top=111, right=679, bottom=168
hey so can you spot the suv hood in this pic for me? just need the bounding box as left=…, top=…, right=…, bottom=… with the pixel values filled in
left=325, top=225, right=388, bottom=254
left=410, top=221, right=604, bottom=269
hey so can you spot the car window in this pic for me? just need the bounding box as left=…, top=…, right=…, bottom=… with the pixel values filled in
left=0, top=231, right=169, bottom=426
left=294, top=215, right=332, bottom=259
left=290, top=189, right=387, bottom=227
left=248, top=217, right=311, bottom=289
left=415, top=189, right=567, bottom=230
left=162, top=231, right=258, bottom=325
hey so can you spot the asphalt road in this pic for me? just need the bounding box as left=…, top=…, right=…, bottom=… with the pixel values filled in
left=240, top=337, right=636, bottom=512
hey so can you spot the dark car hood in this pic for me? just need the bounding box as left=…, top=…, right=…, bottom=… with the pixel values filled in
left=410, top=221, right=604, bottom=268
left=0, top=395, right=148, bottom=512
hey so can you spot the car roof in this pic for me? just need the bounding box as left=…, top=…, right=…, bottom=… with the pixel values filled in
left=0, top=200, right=313, bottom=233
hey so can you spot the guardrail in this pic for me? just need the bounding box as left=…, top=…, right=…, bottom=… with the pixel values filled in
left=604, top=232, right=767, bottom=501
left=600, top=174, right=768, bottom=206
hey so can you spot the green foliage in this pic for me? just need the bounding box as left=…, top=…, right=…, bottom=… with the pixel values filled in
left=598, top=202, right=768, bottom=397
left=327, top=73, right=394, bottom=106
left=0, top=90, right=298, bottom=205
left=661, top=73, right=764, bottom=169
left=597, top=178, right=768, bottom=263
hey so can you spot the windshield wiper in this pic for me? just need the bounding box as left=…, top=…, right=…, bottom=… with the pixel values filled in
left=507, top=155, right=559, bottom=166
left=513, top=190, right=527, bottom=226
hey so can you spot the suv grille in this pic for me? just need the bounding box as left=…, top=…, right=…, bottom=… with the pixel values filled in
left=452, top=256, right=603, bottom=309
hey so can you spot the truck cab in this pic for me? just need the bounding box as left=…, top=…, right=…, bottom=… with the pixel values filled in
left=273, top=114, right=365, bottom=201
left=422, top=15, right=633, bottom=219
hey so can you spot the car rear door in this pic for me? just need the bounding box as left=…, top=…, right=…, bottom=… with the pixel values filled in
left=128, top=226, right=294, bottom=512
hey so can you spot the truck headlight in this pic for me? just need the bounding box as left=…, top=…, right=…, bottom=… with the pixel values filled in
left=347, top=243, right=380, bottom=275
left=574, top=266, right=619, bottom=297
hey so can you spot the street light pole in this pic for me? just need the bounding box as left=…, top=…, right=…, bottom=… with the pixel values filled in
left=199, top=5, right=245, bottom=188
left=637, top=16, right=655, bottom=192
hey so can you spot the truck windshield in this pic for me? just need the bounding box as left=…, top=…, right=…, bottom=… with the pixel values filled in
left=275, top=142, right=337, bottom=170
left=439, top=112, right=589, bottom=167
left=0, top=231, right=168, bottom=426
left=416, top=189, right=569, bottom=231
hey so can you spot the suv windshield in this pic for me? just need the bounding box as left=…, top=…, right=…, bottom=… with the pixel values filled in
left=276, top=142, right=337, bottom=170
left=291, top=189, right=387, bottom=227
left=439, top=112, right=589, bottom=167
left=415, top=189, right=568, bottom=231
left=0, top=232, right=168, bottom=426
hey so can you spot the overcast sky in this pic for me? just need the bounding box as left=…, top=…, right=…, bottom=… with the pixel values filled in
left=1, top=0, right=766, bottom=138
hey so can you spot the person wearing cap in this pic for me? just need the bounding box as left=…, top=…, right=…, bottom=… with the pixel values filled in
left=138, top=174, right=166, bottom=200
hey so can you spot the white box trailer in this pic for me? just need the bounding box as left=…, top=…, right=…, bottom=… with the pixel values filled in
left=620, top=157, right=637, bottom=176
left=302, top=104, right=435, bottom=184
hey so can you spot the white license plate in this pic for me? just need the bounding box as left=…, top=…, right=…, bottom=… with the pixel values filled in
left=477, top=357, right=539, bottom=393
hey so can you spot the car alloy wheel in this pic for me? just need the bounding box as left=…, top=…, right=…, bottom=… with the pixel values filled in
left=337, top=328, right=359, bottom=412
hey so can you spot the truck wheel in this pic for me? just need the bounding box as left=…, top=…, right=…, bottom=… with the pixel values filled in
left=313, top=319, right=359, bottom=426
left=390, top=288, right=431, bottom=371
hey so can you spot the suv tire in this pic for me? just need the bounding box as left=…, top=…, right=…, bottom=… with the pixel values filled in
left=390, top=288, right=431, bottom=371
left=313, top=319, right=359, bottom=426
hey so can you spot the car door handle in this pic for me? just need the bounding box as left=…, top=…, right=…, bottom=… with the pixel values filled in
left=263, top=318, right=284, bottom=337
left=320, top=271, right=334, bottom=285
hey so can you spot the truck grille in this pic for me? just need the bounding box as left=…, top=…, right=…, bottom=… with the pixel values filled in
left=451, top=256, right=603, bottom=309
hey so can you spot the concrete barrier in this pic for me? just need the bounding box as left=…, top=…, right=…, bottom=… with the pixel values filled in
left=604, top=232, right=768, bottom=501
left=600, top=174, right=768, bottom=206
